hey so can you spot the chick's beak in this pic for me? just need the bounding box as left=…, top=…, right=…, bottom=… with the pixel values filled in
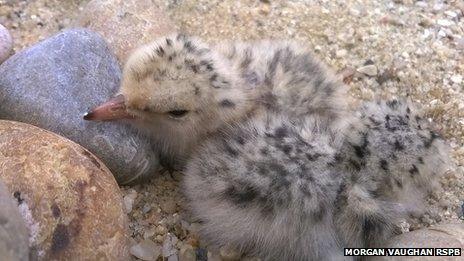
left=83, top=94, right=134, bottom=121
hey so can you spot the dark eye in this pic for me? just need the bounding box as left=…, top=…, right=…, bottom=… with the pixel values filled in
left=168, top=110, right=189, bottom=118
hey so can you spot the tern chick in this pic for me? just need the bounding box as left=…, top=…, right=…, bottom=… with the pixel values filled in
left=85, top=33, right=451, bottom=260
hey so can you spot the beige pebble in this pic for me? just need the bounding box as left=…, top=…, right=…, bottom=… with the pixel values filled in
left=0, top=24, right=13, bottom=64
left=0, top=120, right=129, bottom=260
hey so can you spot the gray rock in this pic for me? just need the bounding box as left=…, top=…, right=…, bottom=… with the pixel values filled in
left=0, top=28, right=160, bottom=184
left=373, top=223, right=464, bottom=261
left=0, top=180, right=29, bottom=261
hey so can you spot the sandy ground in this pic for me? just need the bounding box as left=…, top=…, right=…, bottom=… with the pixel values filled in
left=1, top=0, right=463, bottom=260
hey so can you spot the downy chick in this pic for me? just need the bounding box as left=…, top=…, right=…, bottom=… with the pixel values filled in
left=84, top=33, right=451, bottom=260
left=85, top=34, right=350, bottom=169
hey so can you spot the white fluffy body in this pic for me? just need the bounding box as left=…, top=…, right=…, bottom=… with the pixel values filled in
left=117, top=33, right=451, bottom=260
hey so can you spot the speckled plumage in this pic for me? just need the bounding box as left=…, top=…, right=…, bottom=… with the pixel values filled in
left=114, top=33, right=451, bottom=260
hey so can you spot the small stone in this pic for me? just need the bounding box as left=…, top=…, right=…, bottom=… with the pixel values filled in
left=219, top=244, right=242, bottom=261
left=0, top=29, right=160, bottom=184
left=401, top=51, right=409, bottom=59
left=123, top=195, right=135, bottom=214
left=155, top=225, right=168, bottom=235
left=154, top=235, right=165, bottom=244
left=0, top=24, right=13, bottom=64
left=436, top=19, right=453, bottom=27
left=375, top=223, right=464, bottom=260
left=418, top=17, right=434, bottom=27
left=444, top=10, right=458, bottom=18
left=335, top=49, right=348, bottom=58
left=0, top=120, right=130, bottom=260
left=433, top=3, right=444, bottom=12
left=179, top=244, right=196, bottom=261
left=123, top=189, right=137, bottom=213
left=450, top=75, right=462, bottom=84
left=142, top=203, right=152, bottom=214
left=162, top=233, right=178, bottom=258
left=357, top=64, right=378, bottom=76
left=74, top=0, right=175, bottom=63
left=349, top=8, right=361, bottom=17
left=437, top=29, right=447, bottom=38
left=415, top=1, right=428, bottom=8
left=130, top=239, right=161, bottom=261
left=143, top=228, right=157, bottom=239
left=379, top=15, right=404, bottom=26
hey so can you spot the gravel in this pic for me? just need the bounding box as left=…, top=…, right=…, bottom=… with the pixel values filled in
left=1, top=0, right=463, bottom=260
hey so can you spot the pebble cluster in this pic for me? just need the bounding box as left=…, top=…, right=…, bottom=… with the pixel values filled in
left=0, top=0, right=463, bottom=260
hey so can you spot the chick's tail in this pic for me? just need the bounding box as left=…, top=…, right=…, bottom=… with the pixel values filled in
left=335, top=99, right=452, bottom=248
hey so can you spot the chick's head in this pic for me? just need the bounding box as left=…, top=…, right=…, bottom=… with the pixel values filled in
left=85, top=33, right=251, bottom=161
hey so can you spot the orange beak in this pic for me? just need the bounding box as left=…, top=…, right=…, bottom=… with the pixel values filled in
left=83, top=94, right=134, bottom=121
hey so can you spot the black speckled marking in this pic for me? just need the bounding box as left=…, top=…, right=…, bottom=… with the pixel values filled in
left=349, top=159, right=361, bottom=172
left=379, top=159, right=389, bottom=171
left=184, top=41, right=196, bottom=53
left=418, top=157, right=424, bottom=164
left=386, top=100, right=398, bottom=109
left=362, top=217, right=382, bottom=243
left=279, top=144, right=292, bottom=154
left=243, top=71, right=259, bottom=85
left=209, top=73, right=218, bottom=82
left=234, top=135, right=245, bottom=145
left=393, top=140, right=405, bottom=151
left=219, top=99, right=235, bottom=108
left=264, top=49, right=282, bottom=86
left=274, top=127, right=288, bottom=139
left=423, top=131, right=439, bottom=148
left=311, top=202, right=326, bottom=223
left=193, top=84, right=200, bottom=95
left=299, top=183, right=312, bottom=198
left=176, top=33, right=188, bottom=41
left=225, top=184, right=258, bottom=207
left=260, top=147, right=269, bottom=155
left=240, top=48, right=253, bottom=70
left=156, top=46, right=165, bottom=57
left=257, top=164, right=269, bottom=175
left=306, top=153, right=322, bottom=161
left=353, top=132, right=369, bottom=159
left=223, top=141, right=238, bottom=157
left=409, top=164, right=419, bottom=176
left=166, top=38, right=172, bottom=46
left=200, top=60, right=214, bottom=71
left=190, top=64, right=199, bottom=73
left=269, top=162, right=289, bottom=177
